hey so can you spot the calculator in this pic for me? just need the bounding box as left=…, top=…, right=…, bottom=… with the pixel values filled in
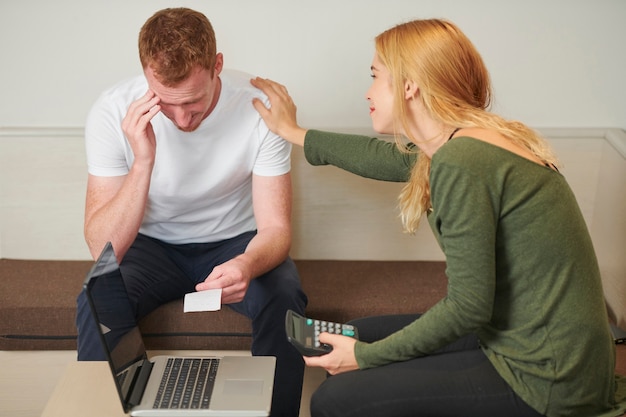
left=285, top=309, right=359, bottom=356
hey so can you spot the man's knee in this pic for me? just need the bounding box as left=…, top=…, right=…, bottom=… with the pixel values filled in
left=236, top=259, right=307, bottom=320
left=261, top=259, right=306, bottom=302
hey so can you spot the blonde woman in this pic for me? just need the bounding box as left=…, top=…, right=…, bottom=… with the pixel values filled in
left=252, top=19, right=619, bottom=417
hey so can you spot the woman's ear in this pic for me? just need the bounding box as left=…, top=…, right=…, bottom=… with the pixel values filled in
left=404, top=80, right=419, bottom=100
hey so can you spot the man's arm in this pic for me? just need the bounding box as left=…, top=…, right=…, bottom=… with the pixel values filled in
left=245, top=172, right=293, bottom=273
left=84, top=169, right=152, bottom=261
left=196, top=172, right=292, bottom=304
left=84, top=90, right=160, bottom=261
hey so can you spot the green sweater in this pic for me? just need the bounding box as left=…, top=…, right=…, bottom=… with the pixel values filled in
left=304, top=130, right=617, bottom=417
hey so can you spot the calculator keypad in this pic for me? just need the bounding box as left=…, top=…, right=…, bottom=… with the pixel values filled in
left=310, top=320, right=356, bottom=347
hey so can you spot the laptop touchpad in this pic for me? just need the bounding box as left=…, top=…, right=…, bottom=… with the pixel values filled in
left=223, top=379, right=264, bottom=395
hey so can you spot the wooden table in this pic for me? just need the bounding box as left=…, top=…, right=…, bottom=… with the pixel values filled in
left=42, top=361, right=127, bottom=416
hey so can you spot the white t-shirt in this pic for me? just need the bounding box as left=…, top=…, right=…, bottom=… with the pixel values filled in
left=85, top=69, right=291, bottom=244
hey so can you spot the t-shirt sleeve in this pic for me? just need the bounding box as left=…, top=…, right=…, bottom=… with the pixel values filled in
left=84, top=93, right=132, bottom=177
left=252, top=97, right=292, bottom=177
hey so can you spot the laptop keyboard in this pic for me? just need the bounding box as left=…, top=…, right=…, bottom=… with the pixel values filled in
left=153, top=357, right=220, bottom=409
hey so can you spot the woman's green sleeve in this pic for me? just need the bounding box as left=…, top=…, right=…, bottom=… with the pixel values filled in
left=303, top=129, right=416, bottom=182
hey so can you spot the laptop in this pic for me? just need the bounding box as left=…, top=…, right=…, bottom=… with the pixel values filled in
left=83, top=242, right=276, bottom=416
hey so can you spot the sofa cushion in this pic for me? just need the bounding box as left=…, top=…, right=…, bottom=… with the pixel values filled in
left=0, top=259, right=91, bottom=350
left=0, top=258, right=447, bottom=350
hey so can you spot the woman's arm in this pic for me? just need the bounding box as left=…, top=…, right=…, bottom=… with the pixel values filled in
left=304, top=130, right=415, bottom=182
left=252, top=77, right=416, bottom=182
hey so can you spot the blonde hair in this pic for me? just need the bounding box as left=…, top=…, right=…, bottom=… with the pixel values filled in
left=138, top=8, right=217, bottom=86
left=374, top=19, right=560, bottom=233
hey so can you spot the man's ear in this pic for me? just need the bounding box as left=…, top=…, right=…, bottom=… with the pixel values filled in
left=404, top=80, right=419, bottom=100
left=214, top=53, right=224, bottom=76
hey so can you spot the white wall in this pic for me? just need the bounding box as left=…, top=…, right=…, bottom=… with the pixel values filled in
left=1, top=0, right=625, bottom=130
left=1, top=127, right=624, bottom=261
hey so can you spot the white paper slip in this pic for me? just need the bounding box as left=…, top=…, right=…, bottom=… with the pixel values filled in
left=184, top=289, right=222, bottom=312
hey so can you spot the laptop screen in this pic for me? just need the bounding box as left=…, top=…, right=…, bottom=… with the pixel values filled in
left=84, top=242, right=148, bottom=409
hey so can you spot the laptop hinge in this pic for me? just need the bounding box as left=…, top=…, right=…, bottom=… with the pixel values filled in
left=128, top=359, right=154, bottom=408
